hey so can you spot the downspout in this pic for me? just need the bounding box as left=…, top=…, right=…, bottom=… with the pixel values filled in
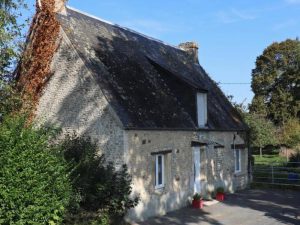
left=233, top=134, right=236, bottom=149
left=247, top=130, right=252, bottom=185
left=233, top=133, right=236, bottom=154
left=233, top=133, right=236, bottom=189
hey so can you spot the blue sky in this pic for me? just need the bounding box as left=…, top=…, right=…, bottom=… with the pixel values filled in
left=23, top=0, right=300, bottom=105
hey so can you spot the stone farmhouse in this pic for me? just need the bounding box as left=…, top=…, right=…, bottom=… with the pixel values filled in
left=18, top=1, right=249, bottom=221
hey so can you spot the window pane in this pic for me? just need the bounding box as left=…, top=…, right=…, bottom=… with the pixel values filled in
left=197, top=93, right=207, bottom=127
left=235, top=150, right=240, bottom=171
left=158, top=155, right=162, bottom=185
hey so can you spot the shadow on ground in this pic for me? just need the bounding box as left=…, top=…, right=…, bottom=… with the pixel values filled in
left=223, top=188, right=299, bottom=224
left=134, top=189, right=300, bottom=225
left=134, top=208, right=222, bottom=225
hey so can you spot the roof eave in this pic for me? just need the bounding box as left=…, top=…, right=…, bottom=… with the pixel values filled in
left=123, top=127, right=248, bottom=132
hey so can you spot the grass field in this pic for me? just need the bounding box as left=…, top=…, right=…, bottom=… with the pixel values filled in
left=252, top=154, right=300, bottom=187
left=253, top=154, right=287, bottom=166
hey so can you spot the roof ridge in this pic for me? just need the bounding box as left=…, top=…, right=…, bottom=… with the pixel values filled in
left=66, top=6, right=182, bottom=51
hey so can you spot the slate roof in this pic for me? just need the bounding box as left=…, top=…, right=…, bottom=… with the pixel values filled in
left=56, top=7, right=247, bottom=131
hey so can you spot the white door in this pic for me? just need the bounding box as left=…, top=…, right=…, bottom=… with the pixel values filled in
left=193, top=147, right=201, bottom=193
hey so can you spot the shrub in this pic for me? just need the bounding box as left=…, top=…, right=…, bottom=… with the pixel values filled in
left=0, top=82, right=22, bottom=121
left=211, top=191, right=216, bottom=199
left=63, top=209, right=110, bottom=225
left=279, top=118, right=300, bottom=148
left=91, top=211, right=110, bottom=225
left=289, top=151, right=300, bottom=167
left=216, top=187, right=225, bottom=193
left=0, top=115, right=72, bottom=224
left=62, top=136, right=140, bottom=223
left=193, top=193, right=202, bottom=201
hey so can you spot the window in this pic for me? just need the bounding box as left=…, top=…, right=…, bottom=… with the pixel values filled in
left=155, top=154, right=164, bottom=189
left=234, top=149, right=241, bottom=173
left=197, top=93, right=207, bottom=127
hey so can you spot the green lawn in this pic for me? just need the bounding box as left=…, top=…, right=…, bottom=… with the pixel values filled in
left=252, top=154, right=300, bottom=187
left=253, top=154, right=287, bottom=166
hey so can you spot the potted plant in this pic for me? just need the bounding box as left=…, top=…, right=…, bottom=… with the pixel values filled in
left=216, top=187, right=225, bottom=201
left=192, top=193, right=203, bottom=209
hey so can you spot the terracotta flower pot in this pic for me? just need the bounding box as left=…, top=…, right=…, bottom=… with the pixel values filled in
left=216, top=192, right=225, bottom=201
left=192, top=199, right=204, bottom=209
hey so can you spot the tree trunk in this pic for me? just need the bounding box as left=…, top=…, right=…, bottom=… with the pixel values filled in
left=260, top=147, right=262, bottom=157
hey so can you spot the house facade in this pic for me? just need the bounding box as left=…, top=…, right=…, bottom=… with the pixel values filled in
left=20, top=1, right=249, bottom=221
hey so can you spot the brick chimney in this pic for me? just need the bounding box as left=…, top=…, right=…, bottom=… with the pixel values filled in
left=37, top=0, right=67, bottom=14
left=178, top=41, right=199, bottom=64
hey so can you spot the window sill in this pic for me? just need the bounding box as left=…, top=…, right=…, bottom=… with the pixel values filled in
left=234, top=171, right=246, bottom=177
left=155, top=185, right=165, bottom=190
left=154, top=187, right=166, bottom=195
left=198, top=125, right=208, bottom=129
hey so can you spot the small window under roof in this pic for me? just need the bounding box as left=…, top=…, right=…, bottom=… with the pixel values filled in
left=197, top=93, right=207, bottom=127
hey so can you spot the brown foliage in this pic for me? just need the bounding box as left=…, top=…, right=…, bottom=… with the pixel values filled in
left=17, top=0, right=61, bottom=112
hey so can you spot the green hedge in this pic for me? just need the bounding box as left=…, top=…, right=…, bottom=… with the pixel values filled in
left=0, top=116, right=72, bottom=224
left=0, top=116, right=139, bottom=224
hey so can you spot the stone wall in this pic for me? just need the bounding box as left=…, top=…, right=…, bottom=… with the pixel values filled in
left=125, top=130, right=248, bottom=221
left=35, top=29, right=125, bottom=166
left=125, top=130, right=196, bottom=221
left=200, top=131, right=248, bottom=193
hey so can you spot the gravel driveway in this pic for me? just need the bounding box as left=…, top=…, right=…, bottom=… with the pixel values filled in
left=134, top=189, right=300, bottom=225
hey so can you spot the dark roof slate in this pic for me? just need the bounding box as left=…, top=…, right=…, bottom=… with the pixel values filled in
left=56, top=7, right=247, bottom=131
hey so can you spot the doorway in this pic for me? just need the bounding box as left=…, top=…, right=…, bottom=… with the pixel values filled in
left=193, top=147, right=201, bottom=193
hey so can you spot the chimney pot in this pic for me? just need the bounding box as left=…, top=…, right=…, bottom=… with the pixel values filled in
left=178, top=41, right=199, bottom=63
left=37, top=0, right=67, bottom=14
left=54, top=0, right=66, bottom=14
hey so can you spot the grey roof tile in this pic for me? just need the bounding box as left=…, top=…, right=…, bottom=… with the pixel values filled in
left=56, top=7, right=247, bottom=131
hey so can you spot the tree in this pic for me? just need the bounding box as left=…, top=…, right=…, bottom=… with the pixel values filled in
left=0, top=0, right=28, bottom=81
left=244, top=113, right=277, bottom=157
left=0, top=0, right=37, bottom=125
left=0, top=0, right=29, bottom=120
left=227, top=96, right=278, bottom=156
left=278, top=117, right=300, bottom=148
left=250, top=39, right=300, bottom=125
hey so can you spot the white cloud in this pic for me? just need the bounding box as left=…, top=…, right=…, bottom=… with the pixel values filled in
left=216, top=11, right=237, bottom=24
left=121, top=19, right=173, bottom=38
left=122, top=19, right=171, bottom=34
left=121, top=19, right=190, bottom=39
left=231, top=9, right=257, bottom=20
left=285, top=0, right=300, bottom=4
left=216, top=8, right=257, bottom=24
left=273, top=19, right=298, bottom=30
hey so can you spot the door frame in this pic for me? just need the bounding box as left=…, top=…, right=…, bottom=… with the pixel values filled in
left=193, top=146, right=201, bottom=194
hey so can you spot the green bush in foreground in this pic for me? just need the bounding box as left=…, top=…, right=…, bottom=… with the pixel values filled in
left=0, top=116, right=72, bottom=224
left=62, top=136, right=140, bottom=224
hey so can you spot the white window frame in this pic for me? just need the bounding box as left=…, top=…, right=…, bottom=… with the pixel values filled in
left=197, top=93, right=207, bottom=127
left=155, top=154, right=165, bottom=189
left=234, top=149, right=241, bottom=173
